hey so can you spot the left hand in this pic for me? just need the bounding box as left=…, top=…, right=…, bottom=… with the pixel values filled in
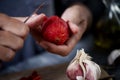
left=46, top=3, right=91, bottom=56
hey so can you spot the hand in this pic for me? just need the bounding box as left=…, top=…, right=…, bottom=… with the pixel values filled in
left=25, top=3, right=92, bottom=56
left=24, top=14, right=78, bottom=56
left=0, top=13, right=29, bottom=61
left=37, top=21, right=80, bottom=56
left=37, top=4, right=92, bottom=56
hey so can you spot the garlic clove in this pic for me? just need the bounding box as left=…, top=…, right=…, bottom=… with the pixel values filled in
left=66, top=49, right=101, bottom=80
left=108, top=49, right=120, bottom=65
left=76, top=76, right=85, bottom=80
left=66, top=60, right=83, bottom=80
left=84, top=60, right=101, bottom=80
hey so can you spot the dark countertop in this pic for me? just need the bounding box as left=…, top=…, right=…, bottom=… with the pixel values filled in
left=0, top=34, right=119, bottom=80
left=0, top=63, right=113, bottom=80
left=89, top=45, right=120, bottom=80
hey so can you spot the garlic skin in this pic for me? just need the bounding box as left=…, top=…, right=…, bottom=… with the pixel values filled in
left=76, top=76, right=85, bottom=80
left=66, top=49, right=101, bottom=80
left=66, top=60, right=84, bottom=80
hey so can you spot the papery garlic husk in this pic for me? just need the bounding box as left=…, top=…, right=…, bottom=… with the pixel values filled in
left=66, top=49, right=101, bottom=80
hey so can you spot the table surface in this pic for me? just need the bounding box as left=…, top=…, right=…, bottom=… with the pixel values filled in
left=89, top=46, right=120, bottom=80
left=0, top=34, right=118, bottom=80
left=0, top=63, right=112, bottom=80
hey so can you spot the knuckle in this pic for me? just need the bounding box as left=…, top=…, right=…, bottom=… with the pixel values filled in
left=61, top=52, right=69, bottom=56
left=0, top=31, right=7, bottom=35
left=60, top=50, right=70, bottom=56
left=20, top=24, right=29, bottom=38
left=0, top=14, right=10, bottom=27
left=0, top=31, right=9, bottom=38
left=0, top=13, right=9, bottom=20
left=9, top=18, right=29, bottom=38
left=0, top=31, right=24, bottom=50
left=0, top=13, right=8, bottom=17
left=50, top=49, right=69, bottom=56
left=15, top=39, right=24, bottom=50
left=5, top=49, right=15, bottom=61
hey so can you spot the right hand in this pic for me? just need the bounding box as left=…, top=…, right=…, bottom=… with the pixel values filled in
left=0, top=13, right=29, bottom=61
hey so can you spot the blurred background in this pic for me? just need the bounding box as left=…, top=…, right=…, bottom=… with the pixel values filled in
left=0, top=0, right=120, bottom=79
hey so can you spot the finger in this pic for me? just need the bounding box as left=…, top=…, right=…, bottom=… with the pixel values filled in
left=28, top=14, right=47, bottom=41
left=39, top=40, right=70, bottom=56
left=30, top=28, right=42, bottom=41
left=0, top=31, right=24, bottom=51
left=26, top=13, right=47, bottom=28
left=68, top=21, right=79, bottom=34
left=0, top=13, right=29, bottom=38
left=67, top=34, right=80, bottom=49
left=66, top=25, right=86, bottom=52
left=38, top=22, right=82, bottom=56
left=0, top=45, right=15, bottom=61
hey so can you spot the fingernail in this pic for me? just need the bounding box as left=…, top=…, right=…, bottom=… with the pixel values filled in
left=6, top=53, right=11, bottom=59
left=6, top=52, right=13, bottom=61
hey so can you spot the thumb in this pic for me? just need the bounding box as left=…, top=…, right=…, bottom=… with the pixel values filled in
left=68, top=21, right=79, bottom=34
left=26, top=13, right=47, bottom=28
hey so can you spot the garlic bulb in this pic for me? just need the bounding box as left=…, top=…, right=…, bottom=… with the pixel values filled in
left=66, top=49, right=101, bottom=80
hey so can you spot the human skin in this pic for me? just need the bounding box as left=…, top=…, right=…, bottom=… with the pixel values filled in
left=0, top=3, right=92, bottom=61
left=39, top=4, right=92, bottom=56
left=16, top=3, right=92, bottom=56
left=0, top=13, right=29, bottom=61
